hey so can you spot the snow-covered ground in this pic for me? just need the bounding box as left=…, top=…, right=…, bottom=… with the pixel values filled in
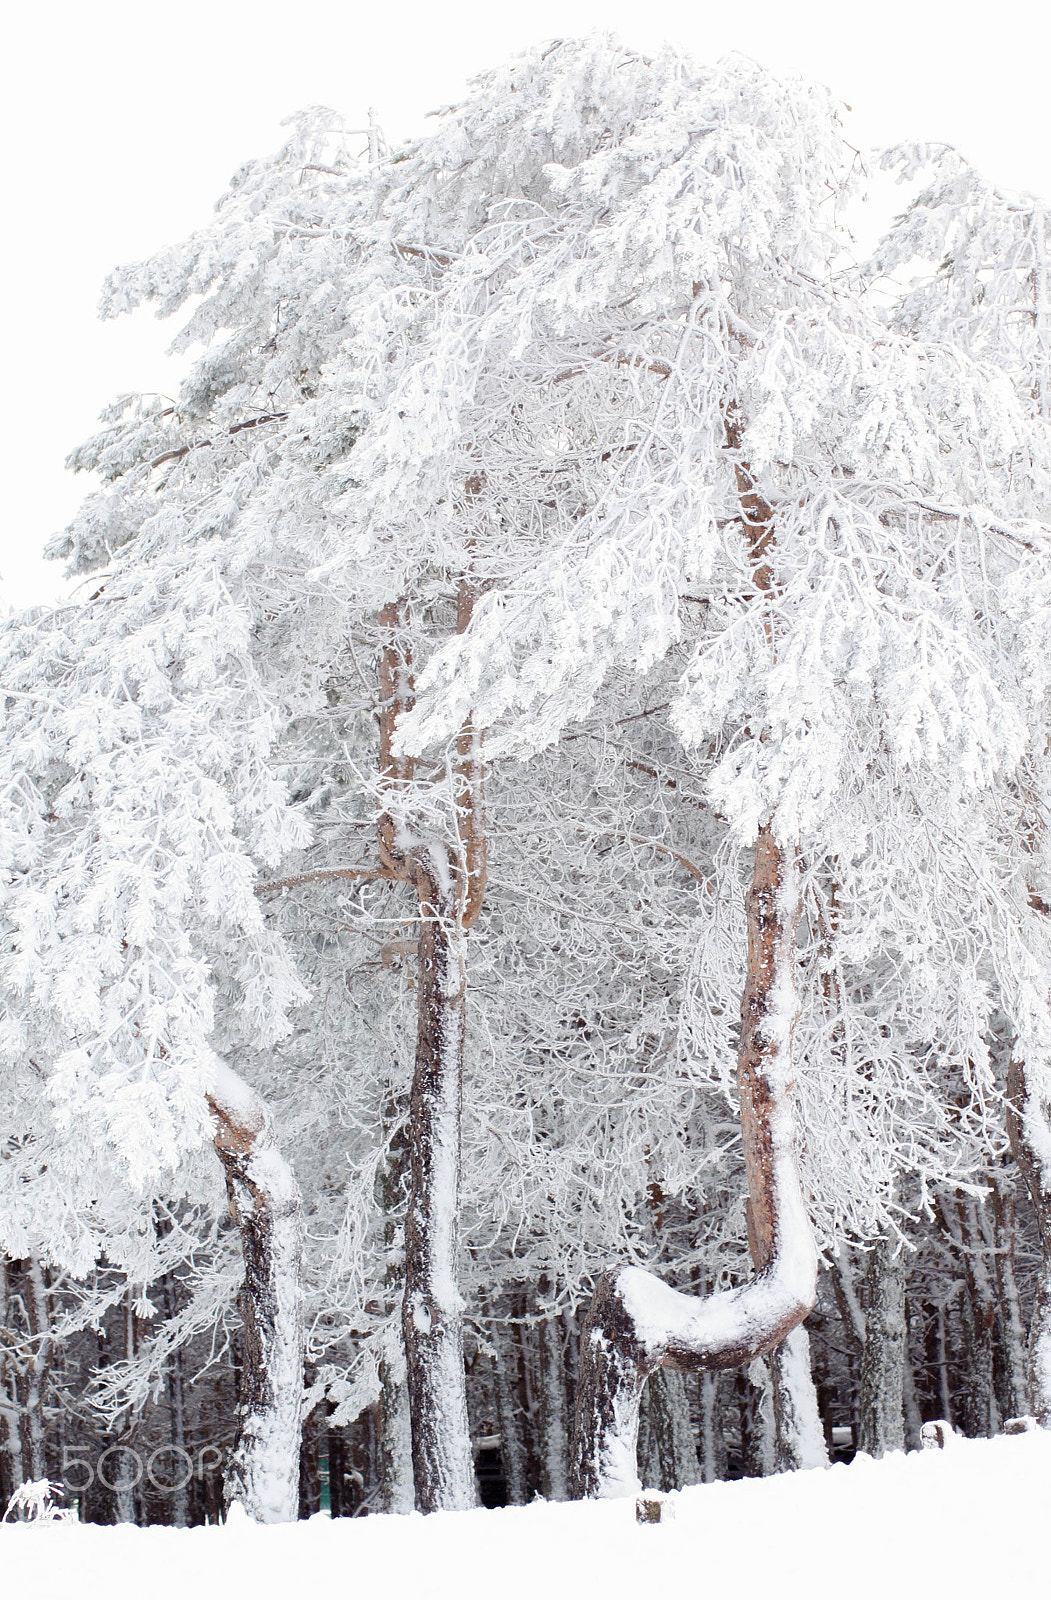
left=5, top=1430, right=1048, bottom=1600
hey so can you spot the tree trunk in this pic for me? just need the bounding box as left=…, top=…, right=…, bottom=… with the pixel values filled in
left=380, top=588, right=485, bottom=1513
left=493, top=1335, right=529, bottom=1506
left=771, top=1323, right=829, bottom=1470
left=378, top=1338, right=415, bottom=1514
left=570, top=826, right=817, bottom=1497
left=935, top=1300, right=954, bottom=1426
left=902, top=1302, right=923, bottom=1450
left=1, top=1257, right=53, bottom=1492
left=112, top=1288, right=138, bottom=1525
left=209, top=1064, right=303, bottom=1523
left=537, top=1310, right=569, bottom=1501
left=401, top=862, right=475, bottom=1512
left=697, top=1372, right=725, bottom=1483
left=638, top=1368, right=701, bottom=1491
left=374, top=1085, right=415, bottom=1515
left=952, top=1198, right=999, bottom=1438
left=1006, top=1056, right=1051, bottom=1422
left=857, top=1235, right=906, bottom=1457
left=745, top=1359, right=776, bottom=1477
left=160, top=1262, right=190, bottom=1527
left=830, top=1250, right=867, bottom=1363
left=0, top=1260, right=23, bottom=1500
left=990, top=1177, right=1030, bottom=1420
left=298, top=1396, right=323, bottom=1519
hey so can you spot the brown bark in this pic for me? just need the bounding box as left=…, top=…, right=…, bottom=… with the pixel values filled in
left=740, top=824, right=797, bottom=1272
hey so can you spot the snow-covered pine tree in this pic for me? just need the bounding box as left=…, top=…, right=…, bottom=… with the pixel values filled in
left=9, top=39, right=1051, bottom=1516
left=368, top=39, right=1051, bottom=1491
left=869, top=146, right=1051, bottom=1426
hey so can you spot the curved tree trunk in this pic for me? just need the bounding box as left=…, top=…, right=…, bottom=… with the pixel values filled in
left=209, top=1064, right=303, bottom=1523
left=1006, top=1055, right=1051, bottom=1422
left=570, top=826, right=817, bottom=1497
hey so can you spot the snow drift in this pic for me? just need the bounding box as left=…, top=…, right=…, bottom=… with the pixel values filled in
left=3, top=1429, right=1048, bottom=1600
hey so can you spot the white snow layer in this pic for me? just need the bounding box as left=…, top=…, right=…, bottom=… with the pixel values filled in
left=617, top=1148, right=817, bottom=1358
left=5, top=1430, right=1048, bottom=1600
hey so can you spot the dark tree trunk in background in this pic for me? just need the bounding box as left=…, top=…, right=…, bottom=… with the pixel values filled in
left=1007, top=1056, right=1051, bottom=1422
left=299, top=1397, right=323, bottom=1519
left=990, top=1177, right=1030, bottom=1420
left=1, top=1261, right=25, bottom=1496
left=948, top=1199, right=998, bottom=1438
left=638, top=1367, right=701, bottom=1491
left=493, top=1331, right=529, bottom=1506
left=159, top=1254, right=191, bottom=1527
left=857, top=1235, right=906, bottom=1457
left=537, top=1308, right=570, bottom=1500
left=0, top=1257, right=54, bottom=1497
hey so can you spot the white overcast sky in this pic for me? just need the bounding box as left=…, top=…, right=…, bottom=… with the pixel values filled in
left=4, top=0, right=1050, bottom=608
